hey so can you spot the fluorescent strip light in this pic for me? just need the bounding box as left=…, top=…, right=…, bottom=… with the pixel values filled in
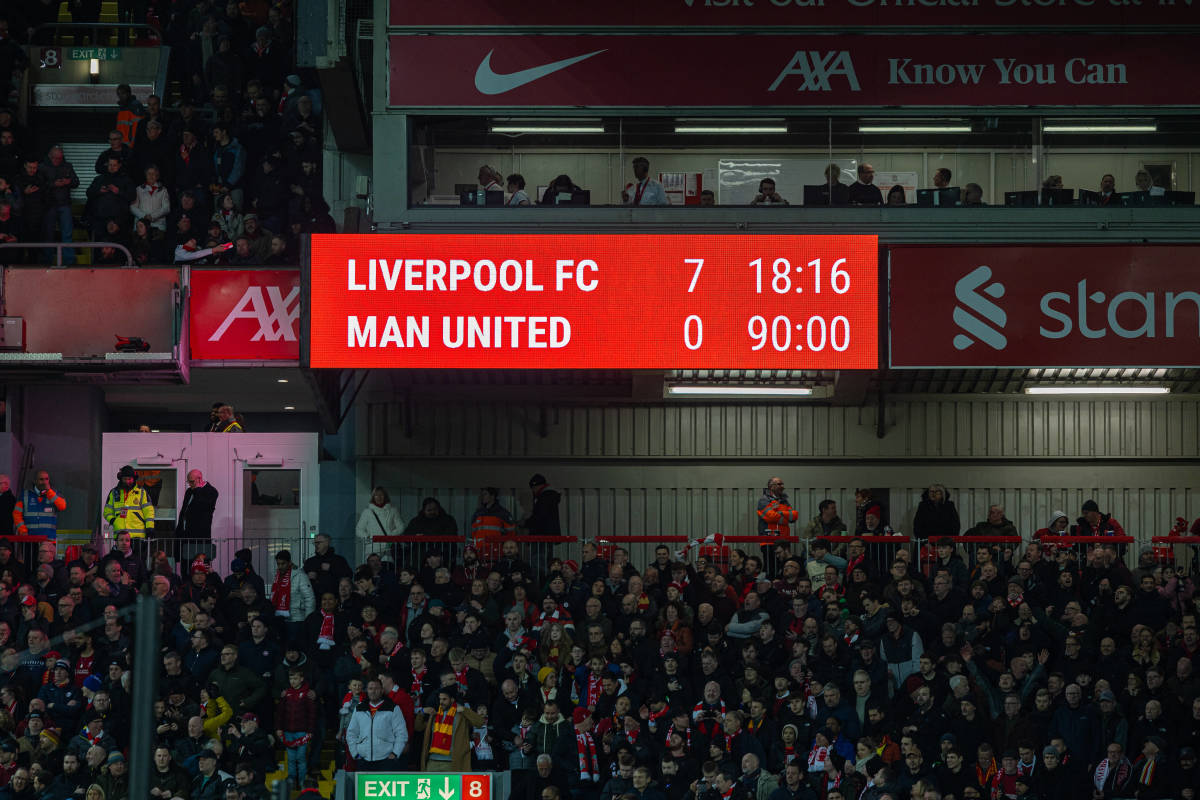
left=1024, top=385, right=1169, bottom=395
left=675, top=126, right=788, bottom=134
left=858, top=125, right=971, bottom=134
left=490, top=126, right=605, bottom=134
left=667, top=385, right=814, bottom=398
left=1043, top=124, right=1156, bottom=133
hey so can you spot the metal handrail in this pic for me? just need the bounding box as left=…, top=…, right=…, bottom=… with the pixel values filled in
left=0, top=241, right=133, bottom=267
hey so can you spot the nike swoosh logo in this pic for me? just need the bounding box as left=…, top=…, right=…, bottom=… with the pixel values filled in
left=474, top=49, right=607, bottom=95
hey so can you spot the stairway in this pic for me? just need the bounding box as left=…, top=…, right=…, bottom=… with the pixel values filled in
left=264, top=738, right=342, bottom=799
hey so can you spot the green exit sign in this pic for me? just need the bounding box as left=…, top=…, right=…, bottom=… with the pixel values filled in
left=355, top=774, right=491, bottom=800
left=70, top=47, right=121, bottom=61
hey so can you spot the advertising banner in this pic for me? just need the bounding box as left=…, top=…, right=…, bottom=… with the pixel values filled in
left=190, top=269, right=301, bottom=361
left=389, top=33, right=1188, bottom=108
left=889, top=245, right=1200, bottom=368
left=390, top=0, right=1199, bottom=29
left=308, top=233, right=878, bottom=369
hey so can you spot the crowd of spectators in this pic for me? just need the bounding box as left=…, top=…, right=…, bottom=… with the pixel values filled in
left=0, top=2, right=334, bottom=266
left=2, top=469, right=1200, bottom=800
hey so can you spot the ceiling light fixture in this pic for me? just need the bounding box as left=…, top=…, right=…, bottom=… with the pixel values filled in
left=489, top=125, right=605, bottom=134
left=858, top=125, right=972, bottom=134
left=1042, top=123, right=1156, bottom=133
left=666, top=385, right=814, bottom=398
left=674, top=126, right=789, bottom=134
left=283, top=405, right=296, bottom=410
left=277, top=379, right=289, bottom=383
left=1023, top=385, right=1170, bottom=395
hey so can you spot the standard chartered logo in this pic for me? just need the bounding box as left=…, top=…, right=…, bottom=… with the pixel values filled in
left=952, top=265, right=1007, bottom=351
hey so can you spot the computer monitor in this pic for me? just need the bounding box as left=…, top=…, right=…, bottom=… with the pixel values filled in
left=555, top=190, right=590, bottom=206
left=453, top=183, right=477, bottom=197
left=1077, top=190, right=1102, bottom=206
left=1004, top=191, right=1038, bottom=208
left=1165, top=191, right=1196, bottom=206
left=1118, top=191, right=1148, bottom=207
left=916, top=187, right=961, bottom=207
left=1040, top=188, right=1075, bottom=206
left=459, top=190, right=506, bottom=206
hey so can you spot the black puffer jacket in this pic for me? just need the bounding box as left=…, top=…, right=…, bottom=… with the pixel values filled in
left=912, top=488, right=961, bottom=538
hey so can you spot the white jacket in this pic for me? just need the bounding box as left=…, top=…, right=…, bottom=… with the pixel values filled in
left=130, top=183, right=171, bottom=230
left=356, top=503, right=403, bottom=542
left=346, top=698, right=408, bottom=761
left=272, top=566, right=315, bottom=620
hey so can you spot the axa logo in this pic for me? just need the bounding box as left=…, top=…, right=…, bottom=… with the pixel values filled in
left=208, top=286, right=300, bottom=342
left=768, top=51, right=861, bottom=92
left=952, top=266, right=1007, bottom=351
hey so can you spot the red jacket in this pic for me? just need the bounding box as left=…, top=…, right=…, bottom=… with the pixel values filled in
left=277, top=682, right=317, bottom=732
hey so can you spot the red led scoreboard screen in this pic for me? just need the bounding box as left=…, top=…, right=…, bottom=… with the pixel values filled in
left=308, top=234, right=878, bottom=370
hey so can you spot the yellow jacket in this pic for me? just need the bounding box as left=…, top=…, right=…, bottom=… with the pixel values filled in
left=103, top=484, right=156, bottom=537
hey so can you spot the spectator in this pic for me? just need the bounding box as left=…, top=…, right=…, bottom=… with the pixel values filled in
left=270, top=549, right=315, bottom=645
left=913, top=483, right=961, bottom=539
left=86, top=158, right=135, bottom=237
left=134, top=120, right=175, bottom=186
left=131, top=165, right=171, bottom=233
left=0, top=474, right=12, bottom=537
left=962, top=183, right=985, bottom=206
left=356, top=487, right=403, bottom=548
left=848, top=163, right=883, bottom=206
left=38, top=146, right=79, bottom=263
left=177, top=470, right=219, bottom=539
left=539, top=174, right=582, bottom=206
left=245, top=28, right=286, bottom=99
left=505, top=174, right=530, bottom=206
left=626, top=157, right=667, bottom=206
left=212, top=192, right=244, bottom=240
left=94, top=131, right=136, bottom=177
left=966, top=505, right=1019, bottom=538
left=346, top=677, right=408, bottom=770
left=1073, top=499, right=1127, bottom=538
left=523, top=475, right=561, bottom=536
left=885, top=185, right=906, bottom=206
left=750, top=178, right=788, bottom=206
left=210, top=122, right=246, bottom=208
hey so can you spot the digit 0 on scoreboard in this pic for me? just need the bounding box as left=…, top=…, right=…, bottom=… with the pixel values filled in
left=308, top=234, right=878, bottom=370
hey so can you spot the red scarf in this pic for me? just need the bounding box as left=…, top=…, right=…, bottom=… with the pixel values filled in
left=585, top=673, right=602, bottom=707
left=411, top=667, right=426, bottom=697
left=576, top=732, right=600, bottom=782
left=271, top=569, right=292, bottom=611
left=455, top=665, right=470, bottom=688
left=317, top=610, right=336, bottom=648
left=665, top=724, right=692, bottom=750
left=429, top=704, right=456, bottom=756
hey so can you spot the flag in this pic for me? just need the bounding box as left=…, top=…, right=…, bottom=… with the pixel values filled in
left=675, top=532, right=725, bottom=561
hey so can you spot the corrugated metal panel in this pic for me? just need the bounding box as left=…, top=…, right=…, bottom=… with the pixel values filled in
left=368, top=468, right=1197, bottom=565
left=363, top=398, right=1200, bottom=460
left=58, top=143, right=108, bottom=205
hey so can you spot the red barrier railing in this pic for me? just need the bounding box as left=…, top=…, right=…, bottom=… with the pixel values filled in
left=1038, top=535, right=1135, bottom=545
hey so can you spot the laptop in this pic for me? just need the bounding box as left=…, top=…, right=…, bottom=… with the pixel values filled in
left=458, top=190, right=506, bottom=206
left=1165, top=191, right=1196, bottom=206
